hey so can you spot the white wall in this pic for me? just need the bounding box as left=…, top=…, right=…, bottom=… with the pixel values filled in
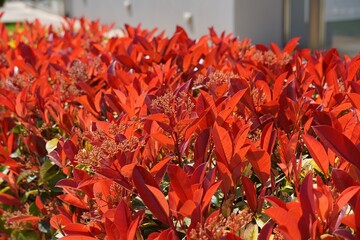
left=234, top=0, right=283, bottom=45
left=65, top=0, right=235, bottom=38
left=65, top=0, right=284, bottom=45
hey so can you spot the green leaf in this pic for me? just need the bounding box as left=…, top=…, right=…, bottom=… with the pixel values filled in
left=12, top=124, right=26, bottom=135
left=16, top=170, right=37, bottom=184
left=0, top=186, right=10, bottom=194
left=21, top=190, right=39, bottom=203
left=17, top=230, right=39, bottom=240
left=29, top=202, right=41, bottom=216
left=40, top=159, right=54, bottom=179
left=39, top=159, right=60, bottom=185
left=47, top=172, right=66, bottom=190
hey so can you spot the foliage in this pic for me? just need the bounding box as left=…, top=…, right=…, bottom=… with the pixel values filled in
left=0, top=18, right=360, bottom=240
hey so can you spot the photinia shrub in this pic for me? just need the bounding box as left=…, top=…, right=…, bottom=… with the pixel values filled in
left=0, top=17, right=360, bottom=240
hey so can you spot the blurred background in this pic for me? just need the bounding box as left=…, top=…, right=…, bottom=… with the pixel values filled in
left=1, top=0, right=360, bottom=56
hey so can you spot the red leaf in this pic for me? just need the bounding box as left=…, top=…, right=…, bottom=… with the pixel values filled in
left=35, top=196, right=45, bottom=211
left=216, top=89, right=246, bottom=125
left=346, top=56, right=360, bottom=81
left=146, top=184, right=171, bottom=223
left=0, top=193, right=20, bottom=206
left=194, top=128, right=211, bottom=167
left=264, top=206, right=301, bottom=239
left=28, top=135, right=47, bottom=157
left=93, top=181, right=111, bottom=213
left=201, top=181, right=221, bottom=212
left=50, top=214, right=72, bottom=230
left=0, top=145, right=18, bottom=168
left=246, top=148, right=271, bottom=184
left=167, top=164, right=193, bottom=203
left=13, top=59, right=37, bottom=77
left=265, top=196, right=287, bottom=209
left=332, top=169, right=357, bottom=193
left=299, top=173, right=315, bottom=239
left=120, top=163, right=136, bottom=179
left=285, top=132, right=299, bottom=163
left=104, top=218, right=120, bottom=240
left=104, top=94, right=124, bottom=114
left=273, top=72, right=288, bottom=101
left=62, top=223, right=90, bottom=236
left=302, top=133, right=329, bottom=174
left=259, top=220, right=275, bottom=240
left=341, top=214, right=355, bottom=230
left=0, top=94, right=15, bottom=112
left=217, top=161, right=234, bottom=194
left=74, top=95, right=99, bottom=117
left=283, top=37, right=300, bottom=54
left=335, top=186, right=360, bottom=212
left=260, top=122, right=276, bottom=155
left=242, top=176, right=257, bottom=212
left=56, top=179, right=78, bottom=189
left=150, top=157, right=171, bottom=185
left=145, top=113, right=170, bottom=125
left=114, top=200, right=130, bottom=240
left=148, top=229, right=178, bottom=240
left=348, top=93, right=360, bottom=110
left=190, top=163, right=207, bottom=185
left=116, top=54, right=140, bottom=72
left=15, top=88, right=27, bottom=118
left=213, top=123, right=233, bottom=165
left=77, top=176, right=105, bottom=189
left=355, top=195, right=360, bottom=235
left=224, top=233, right=242, bottom=240
left=60, top=236, right=96, bottom=240
left=182, top=53, right=192, bottom=72
left=313, top=125, right=360, bottom=171
left=57, top=193, right=88, bottom=209
left=270, top=42, right=281, bottom=56
left=48, top=150, right=63, bottom=167
left=179, top=199, right=197, bottom=217
left=127, top=210, right=144, bottom=240
left=233, top=126, right=250, bottom=154
left=8, top=215, right=40, bottom=222
left=132, top=166, right=171, bottom=226
left=151, top=132, right=174, bottom=148
left=63, top=140, right=78, bottom=163
left=351, top=81, right=360, bottom=94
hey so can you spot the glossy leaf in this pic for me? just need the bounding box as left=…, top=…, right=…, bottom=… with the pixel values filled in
left=0, top=193, right=20, bottom=206
left=213, top=123, right=233, bottom=165
left=303, top=133, right=329, bottom=174
left=132, top=166, right=171, bottom=226
left=313, top=125, right=360, bottom=171
left=167, top=164, right=193, bottom=203
left=242, top=176, right=257, bottom=212
left=246, top=148, right=271, bottom=184
left=60, top=236, right=97, bottom=240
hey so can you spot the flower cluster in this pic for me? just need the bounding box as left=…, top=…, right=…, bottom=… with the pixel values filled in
left=194, top=70, right=238, bottom=88
left=252, top=50, right=292, bottom=66
left=1, top=204, right=32, bottom=230
left=189, top=209, right=253, bottom=239
left=151, top=91, right=195, bottom=116
left=68, top=59, right=88, bottom=82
